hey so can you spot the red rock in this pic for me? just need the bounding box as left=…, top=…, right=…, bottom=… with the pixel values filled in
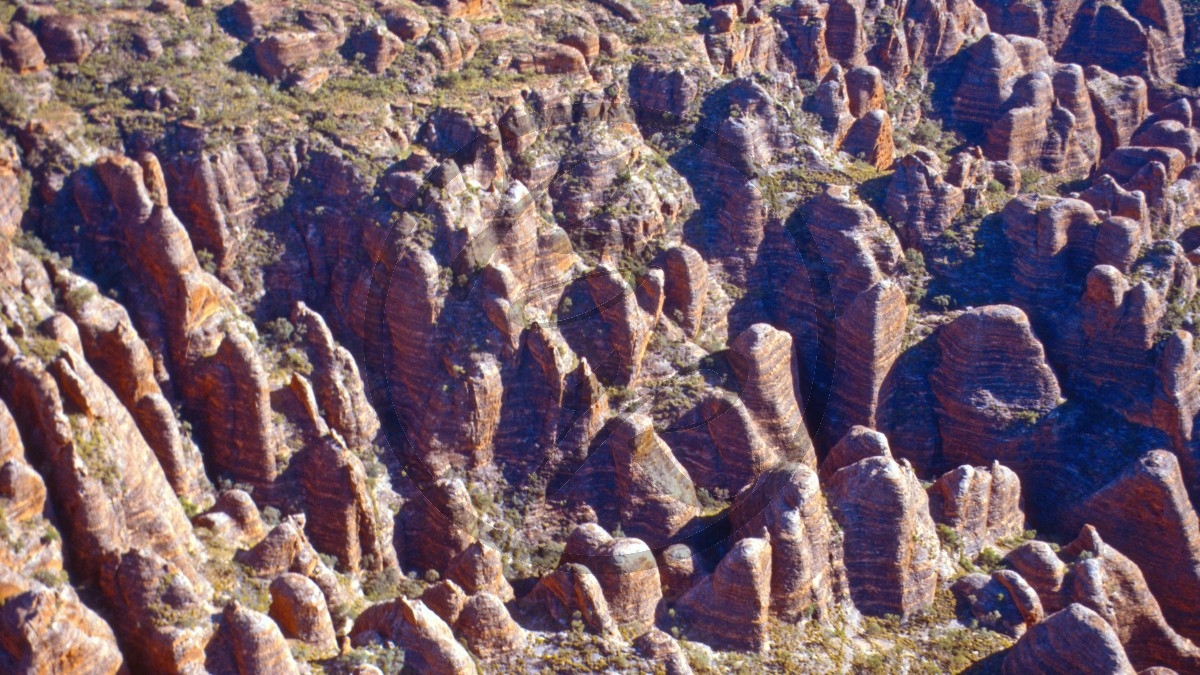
left=37, top=15, right=94, bottom=64
left=530, top=562, right=618, bottom=637
left=952, top=570, right=1043, bottom=636
left=1076, top=450, right=1200, bottom=643
left=351, top=597, right=476, bottom=674
left=222, top=602, right=302, bottom=675
left=845, top=66, right=885, bottom=118
left=1006, top=540, right=1068, bottom=613
left=927, top=461, right=1024, bottom=558
left=1003, top=603, right=1136, bottom=675
left=931, top=305, right=1061, bottom=472
left=0, top=584, right=125, bottom=675
left=403, top=478, right=478, bottom=572
left=677, top=537, right=772, bottom=651
left=842, top=109, right=895, bottom=169
left=424, top=20, right=478, bottom=73
left=455, top=592, right=524, bottom=658
left=1087, top=67, right=1149, bottom=158
left=252, top=30, right=346, bottom=84
left=0, top=23, right=45, bottom=73
left=355, top=24, right=403, bottom=74
left=886, top=150, right=965, bottom=250
left=606, top=413, right=699, bottom=548
left=730, top=463, right=848, bottom=621
left=560, top=524, right=662, bottom=635
left=269, top=574, right=337, bottom=658
left=381, top=4, right=429, bottom=41
left=559, top=28, right=599, bottom=64
left=633, top=628, right=694, bottom=675
left=1059, top=0, right=1185, bottom=82
left=586, top=265, right=653, bottom=386
left=662, top=245, right=708, bottom=338
left=1063, top=525, right=1200, bottom=673
left=98, top=548, right=211, bottom=674
left=729, top=324, right=816, bottom=467
left=445, top=542, right=513, bottom=602
left=828, top=448, right=939, bottom=618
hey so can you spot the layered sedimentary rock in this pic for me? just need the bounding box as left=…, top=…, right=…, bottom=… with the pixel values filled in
left=662, top=245, right=707, bottom=338
left=586, top=265, right=653, bottom=387
left=292, top=302, right=379, bottom=450
left=606, top=414, right=699, bottom=548
left=37, top=15, right=94, bottom=64
left=1075, top=451, right=1200, bottom=643
left=269, top=573, right=338, bottom=657
left=53, top=269, right=209, bottom=504
left=404, top=478, right=478, bottom=572
left=1087, top=67, right=1149, bottom=158
left=677, top=537, right=772, bottom=652
left=826, top=451, right=939, bottom=617
left=98, top=548, right=212, bottom=674
left=445, top=542, right=514, bottom=602
left=930, top=305, right=1061, bottom=471
left=700, top=394, right=780, bottom=494
left=560, top=523, right=662, bottom=635
left=530, top=562, right=618, bottom=637
left=221, top=602, right=302, bottom=675
left=0, top=582, right=125, bottom=675
left=729, top=463, right=848, bottom=621
left=953, top=34, right=1100, bottom=175
left=927, top=462, right=1024, bottom=557
left=0, top=22, right=45, bottom=73
left=818, top=425, right=890, bottom=481
left=353, top=597, right=477, bottom=675
left=89, top=154, right=278, bottom=489
left=297, top=435, right=390, bottom=574
left=455, top=592, right=525, bottom=658
left=841, top=109, right=895, bottom=169
left=1006, top=540, right=1068, bottom=613
left=952, top=570, right=1043, bottom=636
left=728, top=324, right=816, bottom=465
left=885, top=150, right=966, bottom=250
left=1059, top=0, right=1185, bottom=82
left=804, top=187, right=904, bottom=446
left=1063, top=525, right=1200, bottom=673
left=1003, top=604, right=1136, bottom=675
left=633, top=629, right=694, bottom=675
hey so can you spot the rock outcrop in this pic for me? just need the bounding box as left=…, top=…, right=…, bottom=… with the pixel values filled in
left=826, top=449, right=939, bottom=617
left=931, top=305, right=1061, bottom=472
left=1003, top=603, right=1136, bottom=675
left=677, top=537, right=772, bottom=652
left=927, top=462, right=1024, bottom=557
left=1075, top=451, right=1200, bottom=643
left=729, top=463, right=848, bottom=621
left=1062, top=525, right=1200, bottom=673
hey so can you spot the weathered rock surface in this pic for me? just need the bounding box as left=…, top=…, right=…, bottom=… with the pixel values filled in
left=1075, top=451, right=1200, bottom=643
left=729, top=324, right=816, bottom=465
left=730, top=463, right=848, bottom=621
left=927, top=461, right=1024, bottom=557
left=677, top=537, right=772, bottom=651
left=931, top=305, right=1061, bottom=472
left=560, top=523, right=662, bottom=635
left=1063, top=525, right=1200, bottom=673
left=826, top=451, right=939, bottom=617
left=952, top=569, right=1043, bottom=636
left=351, top=597, right=477, bottom=675
left=1003, top=603, right=1136, bottom=675
left=455, top=592, right=525, bottom=658
left=606, top=414, right=699, bottom=548
left=269, top=573, right=337, bottom=658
